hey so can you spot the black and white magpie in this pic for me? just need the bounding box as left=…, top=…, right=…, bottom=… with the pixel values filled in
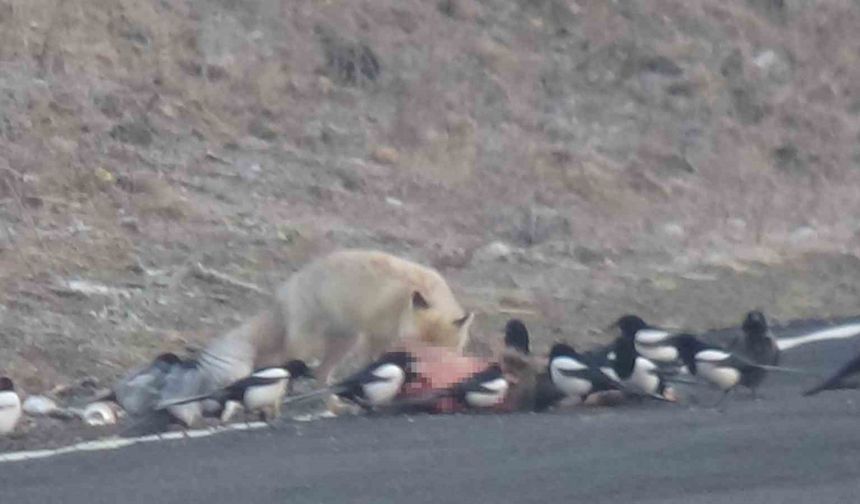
left=447, top=363, right=509, bottom=409
left=612, top=314, right=682, bottom=366
left=804, top=353, right=860, bottom=396
left=157, top=360, right=313, bottom=422
left=671, top=334, right=809, bottom=406
left=0, top=376, right=22, bottom=435
left=611, top=336, right=676, bottom=402
left=548, top=342, right=621, bottom=403
left=728, top=310, right=780, bottom=394
left=286, top=351, right=417, bottom=410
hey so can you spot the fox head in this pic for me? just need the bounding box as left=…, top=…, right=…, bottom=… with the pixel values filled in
left=400, top=291, right=474, bottom=352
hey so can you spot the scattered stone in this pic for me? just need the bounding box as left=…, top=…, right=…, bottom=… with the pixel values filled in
left=752, top=49, right=792, bottom=84
left=385, top=196, right=404, bottom=207
left=789, top=226, right=817, bottom=245
left=661, top=223, right=685, bottom=239
left=51, top=279, right=133, bottom=299
left=371, top=146, right=399, bottom=165
left=473, top=241, right=514, bottom=262
left=81, top=402, right=119, bottom=427
left=431, top=246, right=471, bottom=270
left=22, top=396, right=59, bottom=417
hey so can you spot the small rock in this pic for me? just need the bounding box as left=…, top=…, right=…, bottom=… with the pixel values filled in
left=473, top=241, right=514, bottom=262
left=751, top=49, right=791, bottom=83
left=23, top=395, right=59, bottom=417
left=385, top=196, right=404, bottom=207
left=82, top=402, right=119, bottom=427
left=371, top=146, right=399, bottom=165
left=661, top=223, right=685, bottom=239
left=789, top=226, right=817, bottom=245
left=752, top=50, right=778, bottom=71
left=431, top=246, right=471, bottom=270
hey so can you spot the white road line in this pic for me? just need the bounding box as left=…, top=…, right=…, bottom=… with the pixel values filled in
left=1, top=408, right=339, bottom=464
left=0, top=421, right=270, bottom=464
left=777, top=323, right=860, bottom=351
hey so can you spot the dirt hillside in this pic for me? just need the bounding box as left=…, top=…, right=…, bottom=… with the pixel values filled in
left=2, top=0, right=860, bottom=395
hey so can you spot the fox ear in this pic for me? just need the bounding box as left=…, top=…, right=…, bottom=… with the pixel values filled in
left=412, top=291, right=430, bottom=310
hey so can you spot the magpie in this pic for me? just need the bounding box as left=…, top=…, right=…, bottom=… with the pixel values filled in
left=447, top=363, right=510, bottom=409
left=0, top=377, right=22, bottom=435
left=611, top=336, right=676, bottom=402
left=804, top=352, right=860, bottom=396
left=611, top=314, right=682, bottom=365
left=504, top=319, right=531, bottom=355
left=286, top=351, right=417, bottom=410
left=728, top=310, right=780, bottom=395
left=548, top=342, right=621, bottom=403
left=157, top=360, right=313, bottom=422
left=671, top=334, right=811, bottom=406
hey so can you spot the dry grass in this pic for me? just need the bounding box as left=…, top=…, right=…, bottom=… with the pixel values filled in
left=3, top=0, right=860, bottom=391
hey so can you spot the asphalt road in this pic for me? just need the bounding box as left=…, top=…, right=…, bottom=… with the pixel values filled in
left=4, top=319, right=860, bottom=504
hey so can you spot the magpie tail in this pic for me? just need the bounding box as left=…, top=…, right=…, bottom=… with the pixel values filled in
left=155, top=391, right=217, bottom=410
left=281, top=384, right=346, bottom=405
left=754, top=363, right=821, bottom=376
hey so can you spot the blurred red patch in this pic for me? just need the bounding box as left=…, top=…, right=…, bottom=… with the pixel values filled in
left=397, top=344, right=511, bottom=414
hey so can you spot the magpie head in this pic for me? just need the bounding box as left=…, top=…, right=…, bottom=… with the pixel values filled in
left=669, top=334, right=704, bottom=368
left=549, top=342, right=578, bottom=361
left=504, top=319, right=530, bottom=355
left=0, top=376, right=14, bottom=392
left=612, top=315, right=648, bottom=339
left=742, top=310, right=768, bottom=339
left=612, top=336, right=637, bottom=378
left=284, top=359, right=314, bottom=380
left=378, top=351, right=418, bottom=378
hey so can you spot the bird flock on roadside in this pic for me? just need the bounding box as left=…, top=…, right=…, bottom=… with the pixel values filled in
left=3, top=310, right=860, bottom=437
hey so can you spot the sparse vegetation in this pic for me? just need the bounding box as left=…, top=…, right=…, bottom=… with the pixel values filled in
left=1, top=0, right=860, bottom=397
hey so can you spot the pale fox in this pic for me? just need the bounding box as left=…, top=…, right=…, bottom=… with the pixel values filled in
left=195, top=249, right=475, bottom=393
